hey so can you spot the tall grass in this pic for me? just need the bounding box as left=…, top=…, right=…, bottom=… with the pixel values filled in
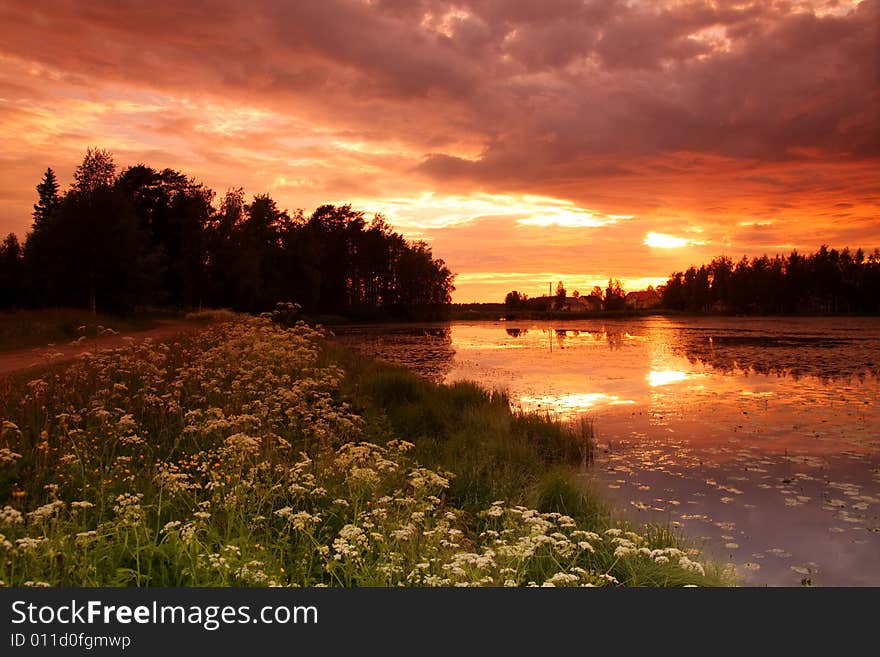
left=0, top=317, right=732, bottom=587
left=326, top=345, right=594, bottom=510
left=0, top=308, right=158, bottom=352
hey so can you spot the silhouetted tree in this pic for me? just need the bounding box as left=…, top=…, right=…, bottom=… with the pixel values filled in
left=25, top=168, right=62, bottom=304
left=117, top=165, right=213, bottom=308
left=233, top=193, right=290, bottom=311
left=32, top=168, right=60, bottom=230
left=13, top=149, right=455, bottom=318
left=555, top=281, right=567, bottom=308
left=661, top=246, right=880, bottom=315
left=207, top=188, right=246, bottom=309
left=306, top=204, right=365, bottom=314
left=604, top=278, right=626, bottom=311
left=505, top=290, right=525, bottom=307
left=28, top=150, right=157, bottom=313
left=0, top=234, right=24, bottom=308
left=73, top=148, right=116, bottom=195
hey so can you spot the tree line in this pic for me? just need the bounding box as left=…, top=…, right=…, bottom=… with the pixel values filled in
left=0, top=149, right=455, bottom=318
left=504, top=278, right=628, bottom=311
left=660, top=247, right=880, bottom=314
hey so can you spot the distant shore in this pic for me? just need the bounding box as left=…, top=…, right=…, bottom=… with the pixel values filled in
left=450, top=305, right=676, bottom=321
left=317, top=304, right=880, bottom=325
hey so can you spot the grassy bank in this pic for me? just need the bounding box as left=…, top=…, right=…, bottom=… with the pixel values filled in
left=0, top=308, right=162, bottom=352
left=0, top=316, right=731, bottom=586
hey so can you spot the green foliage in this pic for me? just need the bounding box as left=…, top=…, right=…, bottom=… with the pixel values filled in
left=535, top=469, right=607, bottom=528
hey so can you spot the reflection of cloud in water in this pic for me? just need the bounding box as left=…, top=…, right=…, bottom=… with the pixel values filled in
left=519, top=392, right=635, bottom=414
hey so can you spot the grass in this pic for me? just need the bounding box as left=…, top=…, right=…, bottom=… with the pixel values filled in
left=325, top=346, right=593, bottom=510
left=0, top=308, right=160, bottom=352
left=0, top=315, right=733, bottom=587
left=183, top=308, right=238, bottom=323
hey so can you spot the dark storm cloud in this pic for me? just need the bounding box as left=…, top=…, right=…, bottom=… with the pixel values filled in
left=2, top=1, right=876, bottom=164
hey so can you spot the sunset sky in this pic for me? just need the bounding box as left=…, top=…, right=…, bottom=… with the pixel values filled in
left=0, top=0, right=877, bottom=302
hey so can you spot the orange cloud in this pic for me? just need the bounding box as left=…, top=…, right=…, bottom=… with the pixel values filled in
left=0, top=0, right=877, bottom=302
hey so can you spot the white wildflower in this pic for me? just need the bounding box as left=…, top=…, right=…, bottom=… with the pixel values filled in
left=0, top=448, right=22, bottom=464
left=28, top=500, right=64, bottom=522
left=0, top=506, right=24, bottom=525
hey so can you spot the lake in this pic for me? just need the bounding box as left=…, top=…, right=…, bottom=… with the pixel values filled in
left=334, top=316, right=880, bottom=586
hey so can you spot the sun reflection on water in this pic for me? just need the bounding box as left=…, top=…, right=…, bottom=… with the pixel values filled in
left=334, top=317, right=880, bottom=585
left=646, top=370, right=690, bottom=387
left=519, top=392, right=636, bottom=414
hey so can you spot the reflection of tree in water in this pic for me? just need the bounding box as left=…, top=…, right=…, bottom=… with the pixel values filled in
left=331, top=325, right=454, bottom=383
left=565, top=328, right=625, bottom=350
left=510, top=327, right=627, bottom=350
left=555, top=328, right=567, bottom=349
left=675, top=331, right=880, bottom=382
left=504, top=326, right=626, bottom=350
left=604, top=330, right=624, bottom=350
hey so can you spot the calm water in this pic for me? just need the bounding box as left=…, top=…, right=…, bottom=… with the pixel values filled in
left=334, top=317, right=880, bottom=586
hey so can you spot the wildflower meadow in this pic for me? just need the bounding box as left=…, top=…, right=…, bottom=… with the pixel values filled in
left=0, top=316, right=730, bottom=587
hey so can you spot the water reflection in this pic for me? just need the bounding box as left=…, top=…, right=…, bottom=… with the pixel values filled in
left=646, top=370, right=690, bottom=387
left=519, top=392, right=636, bottom=413
left=672, top=323, right=880, bottom=382
left=336, top=317, right=880, bottom=585
left=504, top=326, right=636, bottom=351
left=332, top=324, right=455, bottom=383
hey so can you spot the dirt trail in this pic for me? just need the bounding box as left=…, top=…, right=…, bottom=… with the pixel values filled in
left=0, top=320, right=198, bottom=377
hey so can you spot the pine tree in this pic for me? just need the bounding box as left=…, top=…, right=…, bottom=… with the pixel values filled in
left=32, top=167, right=59, bottom=230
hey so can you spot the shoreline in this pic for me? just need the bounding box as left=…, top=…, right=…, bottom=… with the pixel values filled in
left=0, top=316, right=732, bottom=587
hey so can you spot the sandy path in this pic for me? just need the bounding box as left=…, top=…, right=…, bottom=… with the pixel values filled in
left=0, top=320, right=198, bottom=377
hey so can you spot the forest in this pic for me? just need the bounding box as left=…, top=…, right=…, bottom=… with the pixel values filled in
left=660, top=248, right=880, bottom=315
left=0, top=149, right=455, bottom=319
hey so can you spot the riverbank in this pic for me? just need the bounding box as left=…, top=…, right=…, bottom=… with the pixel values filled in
left=0, top=316, right=730, bottom=586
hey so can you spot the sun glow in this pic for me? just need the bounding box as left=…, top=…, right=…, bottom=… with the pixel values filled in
left=644, top=232, right=701, bottom=249
left=347, top=192, right=631, bottom=231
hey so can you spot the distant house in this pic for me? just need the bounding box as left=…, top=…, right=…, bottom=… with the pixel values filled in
left=579, top=296, right=603, bottom=312
left=624, top=289, right=661, bottom=310
left=558, top=296, right=602, bottom=312
left=523, top=296, right=553, bottom=311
